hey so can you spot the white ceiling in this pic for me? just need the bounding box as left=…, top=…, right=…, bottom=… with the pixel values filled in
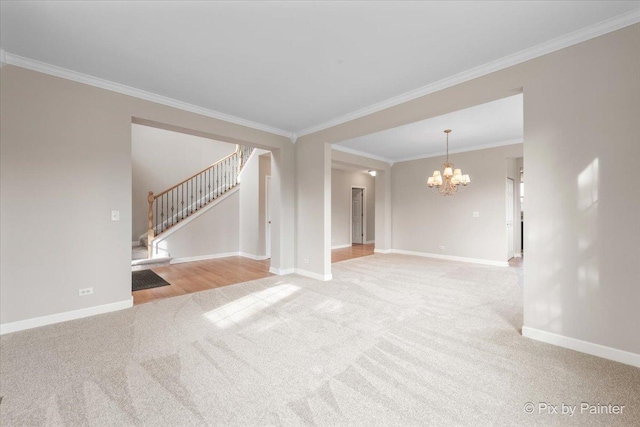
left=1, top=2, right=639, bottom=135
left=335, top=94, right=523, bottom=163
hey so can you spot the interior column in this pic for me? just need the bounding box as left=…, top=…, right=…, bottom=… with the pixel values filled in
left=269, top=144, right=296, bottom=274
left=374, top=169, right=392, bottom=253
left=295, top=140, right=332, bottom=280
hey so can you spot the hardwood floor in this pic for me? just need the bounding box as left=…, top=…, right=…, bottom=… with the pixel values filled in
left=133, top=244, right=375, bottom=305
left=133, top=257, right=272, bottom=305
left=331, top=243, right=375, bottom=263
left=509, top=254, right=524, bottom=267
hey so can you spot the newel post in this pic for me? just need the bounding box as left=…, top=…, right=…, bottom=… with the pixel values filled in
left=147, top=191, right=154, bottom=259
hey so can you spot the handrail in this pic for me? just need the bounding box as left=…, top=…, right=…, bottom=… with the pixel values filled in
left=146, top=144, right=253, bottom=258
left=153, top=145, right=240, bottom=200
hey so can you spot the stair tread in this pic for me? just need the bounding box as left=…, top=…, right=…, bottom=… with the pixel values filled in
left=132, top=245, right=148, bottom=261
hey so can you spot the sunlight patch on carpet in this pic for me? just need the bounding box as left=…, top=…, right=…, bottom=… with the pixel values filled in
left=204, top=283, right=300, bottom=328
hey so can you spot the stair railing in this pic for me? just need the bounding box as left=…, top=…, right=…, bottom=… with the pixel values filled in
left=147, top=144, right=253, bottom=258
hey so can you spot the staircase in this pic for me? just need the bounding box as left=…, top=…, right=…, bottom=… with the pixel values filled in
left=131, top=243, right=170, bottom=271
left=132, top=144, right=253, bottom=269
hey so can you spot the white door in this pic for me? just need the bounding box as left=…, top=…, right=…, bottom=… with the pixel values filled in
left=266, top=176, right=271, bottom=258
left=352, top=188, right=363, bottom=244
left=506, top=178, right=515, bottom=260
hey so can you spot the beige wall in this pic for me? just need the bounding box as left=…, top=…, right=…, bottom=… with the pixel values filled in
left=269, top=143, right=296, bottom=273
left=301, top=24, right=640, bottom=357
left=331, top=169, right=375, bottom=247
left=522, top=25, right=639, bottom=355
left=392, top=144, right=523, bottom=262
left=155, top=190, right=240, bottom=259
left=0, top=65, right=291, bottom=326
left=258, top=153, right=272, bottom=255
left=331, top=149, right=392, bottom=251
left=239, top=149, right=271, bottom=257
left=374, top=169, right=393, bottom=252
left=295, top=141, right=331, bottom=278
left=1, top=23, right=638, bottom=362
left=239, top=150, right=261, bottom=257
left=131, top=124, right=236, bottom=241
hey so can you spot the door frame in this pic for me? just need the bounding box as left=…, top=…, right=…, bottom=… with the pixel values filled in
left=265, top=175, right=271, bottom=259
left=506, top=177, right=515, bottom=260
left=350, top=186, right=366, bottom=245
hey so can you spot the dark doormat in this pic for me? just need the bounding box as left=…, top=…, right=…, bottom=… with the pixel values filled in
left=132, top=270, right=171, bottom=292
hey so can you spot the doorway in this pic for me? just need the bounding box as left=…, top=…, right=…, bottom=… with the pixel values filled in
left=520, top=166, right=524, bottom=255
left=506, top=178, right=515, bottom=260
left=351, top=187, right=365, bottom=244
left=265, top=175, right=271, bottom=259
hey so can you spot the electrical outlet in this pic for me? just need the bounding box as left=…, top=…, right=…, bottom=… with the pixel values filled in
left=473, top=212, right=480, bottom=218
left=78, top=287, right=93, bottom=296
left=438, top=245, right=445, bottom=250
left=304, top=258, right=309, bottom=264
left=111, top=210, right=120, bottom=221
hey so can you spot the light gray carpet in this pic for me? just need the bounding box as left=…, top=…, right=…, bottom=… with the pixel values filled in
left=1, top=254, right=638, bottom=426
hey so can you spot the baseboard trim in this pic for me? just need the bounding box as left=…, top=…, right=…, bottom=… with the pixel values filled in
left=295, top=269, right=332, bottom=281
left=365, top=240, right=375, bottom=244
left=172, top=251, right=274, bottom=264
left=522, top=326, right=640, bottom=368
left=269, top=267, right=295, bottom=275
left=390, top=249, right=509, bottom=267
left=331, top=244, right=352, bottom=250
left=514, top=253, right=522, bottom=258
left=0, top=297, right=133, bottom=335
left=238, top=252, right=269, bottom=261
left=171, top=252, right=240, bottom=264
left=374, top=249, right=392, bottom=254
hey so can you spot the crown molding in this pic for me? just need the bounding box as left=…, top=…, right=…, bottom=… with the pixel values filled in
left=333, top=138, right=522, bottom=166
left=392, top=138, right=523, bottom=164
left=296, top=8, right=640, bottom=137
left=4, top=7, right=639, bottom=140
left=331, top=144, right=394, bottom=165
left=1, top=51, right=295, bottom=140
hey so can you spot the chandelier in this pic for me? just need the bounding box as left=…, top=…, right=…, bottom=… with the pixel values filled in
left=427, top=129, right=470, bottom=196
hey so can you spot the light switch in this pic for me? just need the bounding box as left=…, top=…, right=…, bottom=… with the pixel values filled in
left=473, top=212, right=480, bottom=218
left=111, top=210, right=120, bottom=221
